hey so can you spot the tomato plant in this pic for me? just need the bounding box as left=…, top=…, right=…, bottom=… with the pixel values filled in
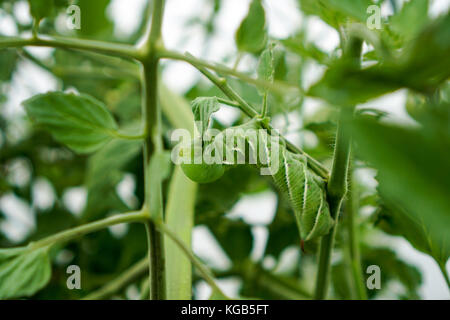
left=0, top=0, right=449, bottom=300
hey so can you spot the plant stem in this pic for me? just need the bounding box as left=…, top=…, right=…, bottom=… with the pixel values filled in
left=83, top=258, right=148, bottom=300
left=145, top=220, right=165, bottom=300
left=345, top=157, right=367, bottom=300
left=216, top=97, right=241, bottom=108
left=141, top=0, right=166, bottom=300
left=30, top=211, right=146, bottom=250
left=111, top=131, right=146, bottom=141
left=261, top=92, right=268, bottom=117
left=314, top=36, right=362, bottom=300
left=158, top=49, right=296, bottom=94
left=314, top=112, right=350, bottom=299
left=0, top=36, right=138, bottom=60
left=183, top=52, right=330, bottom=180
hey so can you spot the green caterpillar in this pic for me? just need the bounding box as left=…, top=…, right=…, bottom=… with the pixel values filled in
left=181, top=118, right=334, bottom=241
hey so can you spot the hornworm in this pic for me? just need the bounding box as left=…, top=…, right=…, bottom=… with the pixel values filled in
left=207, top=118, right=334, bottom=241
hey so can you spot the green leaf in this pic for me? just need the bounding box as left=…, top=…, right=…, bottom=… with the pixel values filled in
left=191, top=97, right=220, bottom=135
left=282, top=32, right=329, bottom=65
left=160, top=85, right=195, bottom=134
left=23, top=92, right=119, bottom=154
left=0, top=50, right=18, bottom=82
left=361, top=247, right=422, bottom=299
left=0, top=246, right=52, bottom=299
left=165, top=167, right=197, bottom=299
left=325, top=0, right=374, bottom=23
left=309, top=13, right=450, bottom=106
left=390, top=0, right=429, bottom=41
left=375, top=204, right=450, bottom=266
left=236, top=0, right=268, bottom=54
left=257, top=46, right=275, bottom=83
left=85, top=138, right=142, bottom=219
left=162, top=86, right=198, bottom=299
left=29, top=0, right=54, bottom=22
left=265, top=200, right=300, bottom=259
left=299, top=0, right=373, bottom=29
left=209, top=288, right=230, bottom=300
left=348, top=117, right=450, bottom=265
left=333, top=246, right=422, bottom=299
left=76, top=0, right=114, bottom=37
left=208, top=217, right=253, bottom=263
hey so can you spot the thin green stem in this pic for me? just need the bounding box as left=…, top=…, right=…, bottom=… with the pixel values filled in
left=216, top=97, right=241, bottom=108
left=261, top=92, right=268, bottom=118
left=145, top=220, right=165, bottom=300
left=158, top=49, right=296, bottom=95
left=184, top=52, right=329, bottom=180
left=155, top=221, right=229, bottom=298
left=31, top=19, right=40, bottom=39
left=18, top=49, right=139, bottom=81
left=0, top=36, right=139, bottom=60
left=30, top=211, right=146, bottom=250
left=315, top=114, right=351, bottom=299
left=314, top=36, right=362, bottom=300
left=111, top=131, right=146, bottom=141
left=83, top=258, right=148, bottom=300
left=345, top=157, right=367, bottom=300
left=141, top=0, right=166, bottom=300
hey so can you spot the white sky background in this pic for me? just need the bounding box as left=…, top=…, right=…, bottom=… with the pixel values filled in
left=0, top=0, right=449, bottom=299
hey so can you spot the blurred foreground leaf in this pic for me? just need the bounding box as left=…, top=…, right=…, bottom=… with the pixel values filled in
left=349, top=117, right=450, bottom=265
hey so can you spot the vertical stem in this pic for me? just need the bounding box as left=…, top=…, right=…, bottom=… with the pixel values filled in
left=314, top=113, right=350, bottom=299
left=314, top=36, right=362, bottom=300
left=142, top=0, right=166, bottom=300
left=345, top=157, right=367, bottom=300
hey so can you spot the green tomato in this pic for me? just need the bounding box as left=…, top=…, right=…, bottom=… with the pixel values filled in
left=180, top=139, right=225, bottom=183
left=181, top=162, right=225, bottom=184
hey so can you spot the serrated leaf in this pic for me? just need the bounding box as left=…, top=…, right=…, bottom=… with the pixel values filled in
left=375, top=204, right=449, bottom=265
left=191, top=97, right=220, bottom=136
left=0, top=246, right=51, bottom=299
left=23, top=92, right=119, bottom=154
left=236, top=0, right=268, bottom=54
left=348, top=117, right=450, bottom=265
